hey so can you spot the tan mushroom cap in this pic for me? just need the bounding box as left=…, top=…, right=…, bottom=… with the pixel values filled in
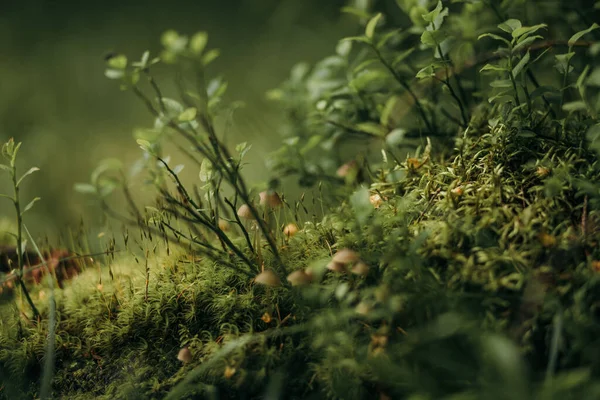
left=283, top=223, right=299, bottom=237
left=327, top=261, right=347, bottom=273
left=259, top=191, right=283, bottom=208
left=287, top=269, right=312, bottom=286
left=254, top=270, right=282, bottom=287
left=351, top=261, right=370, bottom=276
left=177, top=347, right=192, bottom=363
left=332, top=248, right=360, bottom=264
left=237, top=204, right=253, bottom=219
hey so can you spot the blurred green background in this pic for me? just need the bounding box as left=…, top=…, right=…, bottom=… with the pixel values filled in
left=0, top=0, right=356, bottom=240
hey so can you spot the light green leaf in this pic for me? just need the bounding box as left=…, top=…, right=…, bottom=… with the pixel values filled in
left=511, top=51, right=530, bottom=78
left=178, top=107, right=197, bottom=122
left=586, top=67, right=600, bottom=87
left=336, top=40, right=352, bottom=57
left=422, top=1, right=443, bottom=24
left=202, top=49, right=220, bottom=66
left=21, top=197, right=41, bottom=215
left=199, top=159, right=212, bottom=182
left=416, top=65, right=435, bottom=79
left=107, top=54, right=127, bottom=69
left=91, top=158, right=123, bottom=185
left=354, top=122, right=387, bottom=137
left=480, top=63, right=507, bottom=73
left=478, top=33, right=510, bottom=46
left=16, top=167, right=40, bottom=187
left=104, top=69, right=125, bottom=80
left=512, top=35, right=543, bottom=53
left=512, top=24, right=547, bottom=39
left=554, top=52, right=575, bottom=74
left=73, top=183, right=97, bottom=194
left=420, top=29, right=446, bottom=47
left=385, top=128, right=406, bottom=147
left=380, top=96, right=400, bottom=127
left=489, top=80, right=512, bottom=88
left=365, top=13, right=383, bottom=39
left=391, top=48, right=415, bottom=67
left=350, top=185, right=373, bottom=225
left=568, top=23, right=599, bottom=47
left=0, top=164, right=10, bottom=172
left=498, top=19, right=522, bottom=34
left=341, top=36, right=371, bottom=45
left=190, top=31, right=208, bottom=55
left=562, top=101, right=587, bottom=112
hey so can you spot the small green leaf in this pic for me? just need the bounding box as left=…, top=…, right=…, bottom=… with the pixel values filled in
left=104, top=69, right=125, bottom=80
left=420, top=29, right=446, bottom=47
left=498, top=19, right=522, bottom=34
left=511, top=51, right=530, bottom=78
left=365, top=13, right=383, bottom=39
left=478, top=33, right=511, bottom=46
left=190, top=31, right=208, bottom=55
left=512, top=24, right=547, bottom=39
left=480, top=63, right=507, bottom=73
left=202, top=49, right=220, bottom=66
left=354, top=122, right=387, bottom=137
left=585, top=67, right=600, bottom=87
left=199, top=159, right=213, bottom=182
left=91, top=158, right=123, bottom=185
left=178, top=107, right=197, bottom=122
left=385, top=129, right=406, bottom=147
left=422, top=1, right=443, bottom=24
left=107, top=54, right=127, bottom=69
left=341, top=36, right=371, bottom=45
left=416, top=65, right=435, bottom=79
left=21, top=197, right=41, bottom=215
left=336, top=40, right=352, bottom=57
left=73, top=183, right=97, bottom=194
left=512, top=35, right=543, bottom=53
left=489, top=80, right=512, bottom=88
left=554, top=52, right=575, bottom=74
left=380, top=96, right=400, bottom=127
left=350, top=185, right=373, bottom=225
left=562, top=101, right=587, bottom=112
left=0, top=164, right=10, bottom=172
left=568, top=23, right=599, bottom=47
left=16, top=167, right=40, bottom=187
left=530, top=85, right=560, bottom=100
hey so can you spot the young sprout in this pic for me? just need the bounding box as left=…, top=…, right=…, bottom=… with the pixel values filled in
left=254, top=269, right=282, bottom=286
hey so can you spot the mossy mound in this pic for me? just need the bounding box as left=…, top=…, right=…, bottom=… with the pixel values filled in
left=2, top=104, right=600, bottom=399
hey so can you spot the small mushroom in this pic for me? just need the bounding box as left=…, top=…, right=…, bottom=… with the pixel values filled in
left=177, top=347, right=192, bottom=363
left=259, top=191, right=283, bottom=208
left=336, top=160, right=358, bottom=178
left=254, top=270, right=282, bottom=287
left=327, top=261, right=346, bottom=273
left=218, top=218, right=230, bottom=231
left=283, top=223, right=299, bottom=237
left=369, top=193, right=383, bottom=208
left=332, top=248, right=359, bottom=264
left=351, top=261, right=370, bottom=276
left=237, top=204, right=253, bottom=219
left=287, top=270, right=312, bottom=286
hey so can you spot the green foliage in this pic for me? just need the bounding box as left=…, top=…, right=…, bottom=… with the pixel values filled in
left=3, top=1, right=600, bottom=399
